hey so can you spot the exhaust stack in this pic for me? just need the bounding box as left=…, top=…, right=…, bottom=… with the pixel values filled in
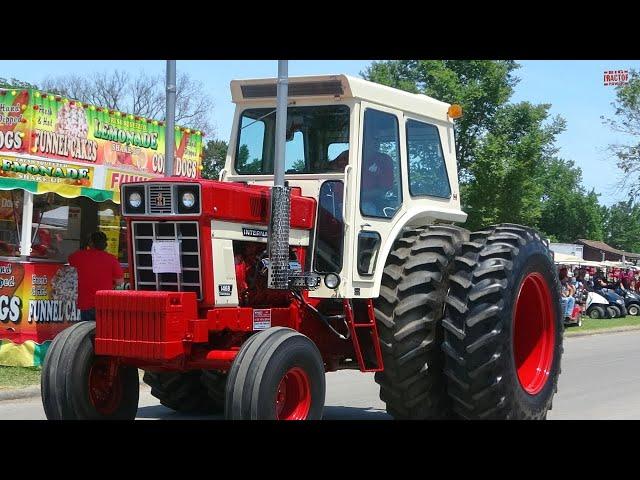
left=267, top=60, right=291, bottom=290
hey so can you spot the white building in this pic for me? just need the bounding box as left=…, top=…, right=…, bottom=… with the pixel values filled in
left=550, top=243, right=584, bottom=260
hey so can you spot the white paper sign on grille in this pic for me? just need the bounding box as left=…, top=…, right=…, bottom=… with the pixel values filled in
left=151, top=240, right=182, bottom=274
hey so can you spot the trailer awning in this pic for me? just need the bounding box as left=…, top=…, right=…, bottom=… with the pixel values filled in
left=0, top=178, right=116, bottom=203
left=553, top=253, right=584, bottom=264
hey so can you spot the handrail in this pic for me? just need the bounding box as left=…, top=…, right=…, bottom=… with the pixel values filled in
left=342, top=164, right=352, bottom=231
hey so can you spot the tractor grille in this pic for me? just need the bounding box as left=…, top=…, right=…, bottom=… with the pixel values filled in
left=132, top=221, right=202, bottom=300
left=148, top=184, right=173, bottom=214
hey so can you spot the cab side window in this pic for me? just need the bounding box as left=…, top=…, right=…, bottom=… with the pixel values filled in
left=406, top=119, right=451, bottom=198
left=360, top=109, right=402, bottom=218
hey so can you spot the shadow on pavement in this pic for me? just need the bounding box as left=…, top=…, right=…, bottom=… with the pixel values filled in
left=136, top=405, right=223, bottom=420
left=136, top=404, right=390, bottom=420
left=322, top=405, right=391, bottom=420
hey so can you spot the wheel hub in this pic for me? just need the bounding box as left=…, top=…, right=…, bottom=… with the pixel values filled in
left=275, top=367, right=311, bottom=420
left=513, top=272, right=556, bottom=395
left=88, top=357, right=123, bottom=415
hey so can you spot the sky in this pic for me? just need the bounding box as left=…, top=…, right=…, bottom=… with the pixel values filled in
left=0, top=59, right=636, bottom=206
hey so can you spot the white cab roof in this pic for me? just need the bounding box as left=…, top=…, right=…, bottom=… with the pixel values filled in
left=230, top=74, right=453, bottom=124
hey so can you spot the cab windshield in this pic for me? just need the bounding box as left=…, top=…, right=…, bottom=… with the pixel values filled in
left=234, top=105, right=350, bottom=175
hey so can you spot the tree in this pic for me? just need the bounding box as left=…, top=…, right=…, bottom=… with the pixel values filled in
left=41, top=70, right=214, bottom=134
left=362, top=60, right=606, bottom=239
left=602, top=69, right=640, bottom=197
left=462, top=102, right=566, bottom=230
left=363, top=60, right=520, bottom=177
left=537, top=158, right=604, bottom=242
left=0, top=77, right=40, bottom=90
left=602, top=200, right=640, bottom=253
left=201, top=139, right=228, bottom=179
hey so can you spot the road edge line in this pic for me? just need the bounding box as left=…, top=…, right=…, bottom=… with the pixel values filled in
left=565, top=324, right=640, bottom=338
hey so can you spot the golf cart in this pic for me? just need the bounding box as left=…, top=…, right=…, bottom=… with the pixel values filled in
left=614, top=286, right=640, bottom=316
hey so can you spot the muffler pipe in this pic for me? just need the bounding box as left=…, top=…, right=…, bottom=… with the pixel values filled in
left=267, top=60, right=291, bottom=290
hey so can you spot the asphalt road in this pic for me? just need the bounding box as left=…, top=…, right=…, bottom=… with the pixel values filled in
left=2, top=329, right=640, bottom=420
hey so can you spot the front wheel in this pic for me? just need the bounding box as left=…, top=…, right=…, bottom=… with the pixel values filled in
left=225, top=328, right=326, bottom=420
left=588, top=306, right=606, bottom=319
left=442, top=224, right=563, bottom=419
left=628, top=304, right=640, bottom=316
left=41, top=322, right=139, bottom=420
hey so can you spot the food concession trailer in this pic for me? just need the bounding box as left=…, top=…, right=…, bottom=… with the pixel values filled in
left=0, top=87, right=203, bottom=366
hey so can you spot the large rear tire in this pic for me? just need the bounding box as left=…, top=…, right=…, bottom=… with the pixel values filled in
left=225, top=327, right=325, bottom=420
left=442, top=224, right=563, bottom=420
left=200, top=371, right=228, bottom=411
left=41, top=322, right=139, bottom=420
left=143, top=371, right=220, bottom=413
left=373, top=225, right=469, bottom=419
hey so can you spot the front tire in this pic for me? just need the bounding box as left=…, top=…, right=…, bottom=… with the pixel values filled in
left=588, top=306, right=606, bottom=319
left=442, top=224, right=563, bottom=420
left=373, top=225, right=469, bottom=419
left=628, top=304, right=640, bottom=316
left=225, top=327, right=326, bottom=420
left=41, top=322, right=139, bottom=420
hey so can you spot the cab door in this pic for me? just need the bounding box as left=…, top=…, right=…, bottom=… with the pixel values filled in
left=346, top=102, right=406, bottom=299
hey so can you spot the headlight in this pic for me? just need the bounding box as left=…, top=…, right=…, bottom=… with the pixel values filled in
left=181, top=191, right=195, bottom=208
left=324, top=273, right=340, bottom=289
left=176, top=185, right=200, bottom=214
left=617, top=299, right=624, bottom=305
left=129, top=191, right=142, bottom=208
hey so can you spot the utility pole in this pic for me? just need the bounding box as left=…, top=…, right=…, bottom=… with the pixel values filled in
left=165, top=60, right=177, bottom=177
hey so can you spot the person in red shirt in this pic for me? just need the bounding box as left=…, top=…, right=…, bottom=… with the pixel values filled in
left=69, top=231, right=124, bottom=322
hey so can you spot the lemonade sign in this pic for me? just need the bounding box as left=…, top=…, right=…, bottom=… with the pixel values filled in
left=0, top=88, right=203, bottom=180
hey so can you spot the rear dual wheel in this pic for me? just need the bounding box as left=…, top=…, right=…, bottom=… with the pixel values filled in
left=374, top=223, right=563, bottom=420
left=373, top=225, right=470, bottom=419
left=143, top=370, right=226, bottom=414
left=442, top=224, right=563, bottom=419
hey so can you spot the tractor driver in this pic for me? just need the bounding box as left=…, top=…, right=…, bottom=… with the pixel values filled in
left=361, top=149, right=398, bottom=218
left=329, top=150, right=349, bottom=171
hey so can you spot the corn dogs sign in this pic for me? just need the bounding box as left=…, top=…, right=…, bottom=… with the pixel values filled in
left=0, top=88, right=203, bottom=181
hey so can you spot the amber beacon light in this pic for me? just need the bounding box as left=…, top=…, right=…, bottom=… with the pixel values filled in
left=448, top=104, right=463, bottom=119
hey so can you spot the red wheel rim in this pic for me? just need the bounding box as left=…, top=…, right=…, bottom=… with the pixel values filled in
left=513, top=272, right=556, bottom=395
left=275, top=367, right=312, bottom=420
left=88, top=357, right=123, bottom=415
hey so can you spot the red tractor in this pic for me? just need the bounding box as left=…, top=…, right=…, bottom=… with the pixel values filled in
left=41, top=74, right=563, bottom=420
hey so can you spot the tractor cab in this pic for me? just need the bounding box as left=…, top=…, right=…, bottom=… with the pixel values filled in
left=221, top=75, right=467, bottom=299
